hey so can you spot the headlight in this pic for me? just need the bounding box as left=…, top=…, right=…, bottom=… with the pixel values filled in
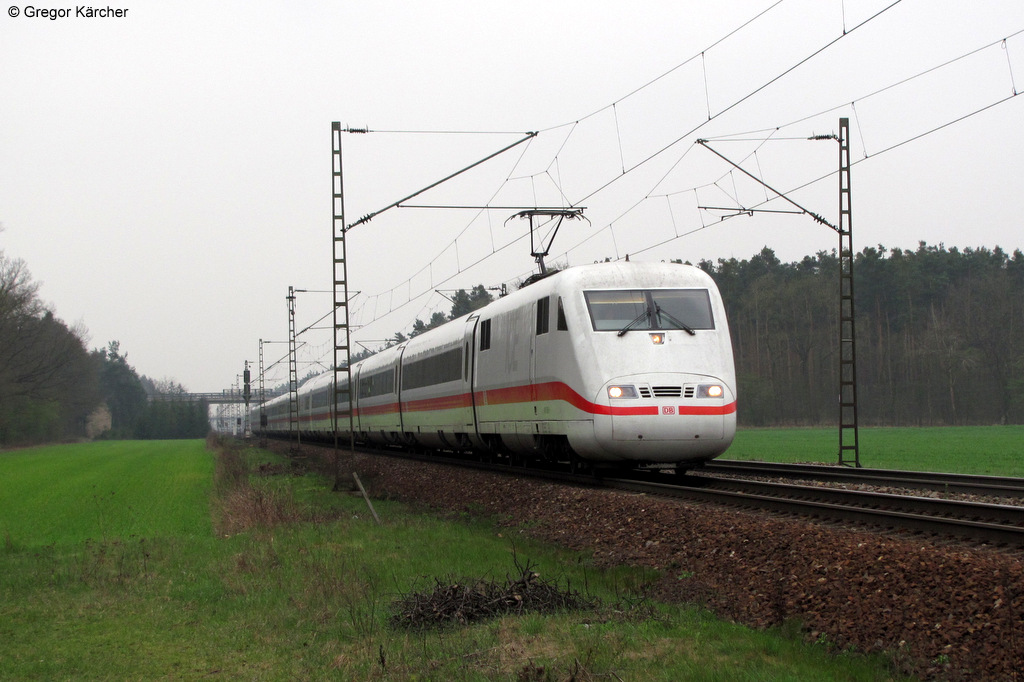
left=649, top=333, right=665, bottom=345
left=608, top=385, right=639, bottom=399
left=698, top=384, right=724, bottom=399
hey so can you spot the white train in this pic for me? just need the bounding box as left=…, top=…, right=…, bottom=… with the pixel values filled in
left=253, top=261, right=737, bottom=472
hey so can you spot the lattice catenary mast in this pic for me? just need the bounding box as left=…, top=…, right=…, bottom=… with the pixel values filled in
left=698, top=117, right=860, bottom=466
left=331, top=123, right=358, bottom=490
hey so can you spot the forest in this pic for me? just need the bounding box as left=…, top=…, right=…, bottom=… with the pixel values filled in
left=699, top=242, right=1024, bottom=426
left=0, top=249, right=208, bottom=446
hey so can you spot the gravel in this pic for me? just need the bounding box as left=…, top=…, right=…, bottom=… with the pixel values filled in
left=296, top=445, right=1024, bottom=680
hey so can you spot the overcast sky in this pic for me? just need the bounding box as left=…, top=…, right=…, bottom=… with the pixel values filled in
left=2, top=0, right=1022, bottom=393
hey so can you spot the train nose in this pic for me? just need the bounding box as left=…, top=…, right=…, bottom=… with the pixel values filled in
left=602, top=375, right=735, bottom=443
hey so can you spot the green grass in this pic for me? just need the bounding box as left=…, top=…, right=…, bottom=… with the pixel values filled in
left=728, top=425, right=1024, bottom=476
left=0, top=440, right=213, bottom=548
left=0, top=439, right=911, bottom=680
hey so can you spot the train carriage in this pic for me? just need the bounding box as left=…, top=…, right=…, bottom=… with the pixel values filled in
left=353, top=345, right=403, bottom=446
left=300, top=371, right=334, bottom=439
left=395, top=321, right=476, bottom=450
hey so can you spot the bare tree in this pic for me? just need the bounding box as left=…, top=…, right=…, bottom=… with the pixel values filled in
left=0, top=251, right=100, bottom=444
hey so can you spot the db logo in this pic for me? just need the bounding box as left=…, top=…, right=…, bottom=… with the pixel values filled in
left=662, top=406, right=676, bottom=415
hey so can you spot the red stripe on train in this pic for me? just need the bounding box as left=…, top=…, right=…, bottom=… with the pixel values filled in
left=266, top=381, right=735, bottom=422
left=475, top=382, right=657, bottom=416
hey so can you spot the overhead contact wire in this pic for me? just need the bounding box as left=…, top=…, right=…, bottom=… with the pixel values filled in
left=351, top=0, right=915, bottom=341
left=565, top=22, right=1021, bottom=265
left=574, top=0, right=904, bottom=206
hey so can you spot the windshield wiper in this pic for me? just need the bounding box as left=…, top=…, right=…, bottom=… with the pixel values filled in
left=655, top=305, right=697, bottom=336
left=617, top=309, right=650, bottom=336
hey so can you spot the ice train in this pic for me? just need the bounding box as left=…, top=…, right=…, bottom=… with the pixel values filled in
left=253, top=261, right=737, bottom=472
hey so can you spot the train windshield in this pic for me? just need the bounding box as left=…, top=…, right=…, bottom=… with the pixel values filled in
left=584, top=289, right=715, bottom=333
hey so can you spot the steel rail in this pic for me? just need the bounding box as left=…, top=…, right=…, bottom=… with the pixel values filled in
left=604, top=475, right=1024, bottom=546
left=372, top=449, right=1024, bottom=546
left=703, top=460, right=1024, bottom=498
left=274, top=439, right=1024, bottom=546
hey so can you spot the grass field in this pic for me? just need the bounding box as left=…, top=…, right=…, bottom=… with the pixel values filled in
left=728, top=425, right=1024, bottom=476
left=0, top=440, right=213, bottom=548
left=0, top=437, right=908, bottom=680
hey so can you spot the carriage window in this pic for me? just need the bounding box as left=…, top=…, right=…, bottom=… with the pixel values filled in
left=479, top=319, right=491, bottom=350
left=556, top=297, right=568, bottom=331
left=584, top=289, right=714, bottom=332
left=536, top=297, right=550, bottom=335
left=359, top=368, right=396, bottom=398
left=402, top=347, right=463, bottom=389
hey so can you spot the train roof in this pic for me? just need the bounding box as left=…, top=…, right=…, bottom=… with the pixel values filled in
left=463, top=260, right=715, bottom=314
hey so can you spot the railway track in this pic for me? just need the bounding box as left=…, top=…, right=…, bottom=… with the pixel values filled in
left=608, top=472, right=1024, bottom=547
left=702, top=459, right=1024, bottom=498
left=424, top=454, right=1024, bottom=547
left=286, top=440, right=1024, bottom=547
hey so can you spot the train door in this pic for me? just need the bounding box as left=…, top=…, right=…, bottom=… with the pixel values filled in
left=463, top=314, right=480, bottom=441
left=530, top=301, right=537, bottom=386
left=349, top=363, right=361, bottom=435
left=394, top=343, right=408, bottom=444
left=532, top=295, right=552, bottom=386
